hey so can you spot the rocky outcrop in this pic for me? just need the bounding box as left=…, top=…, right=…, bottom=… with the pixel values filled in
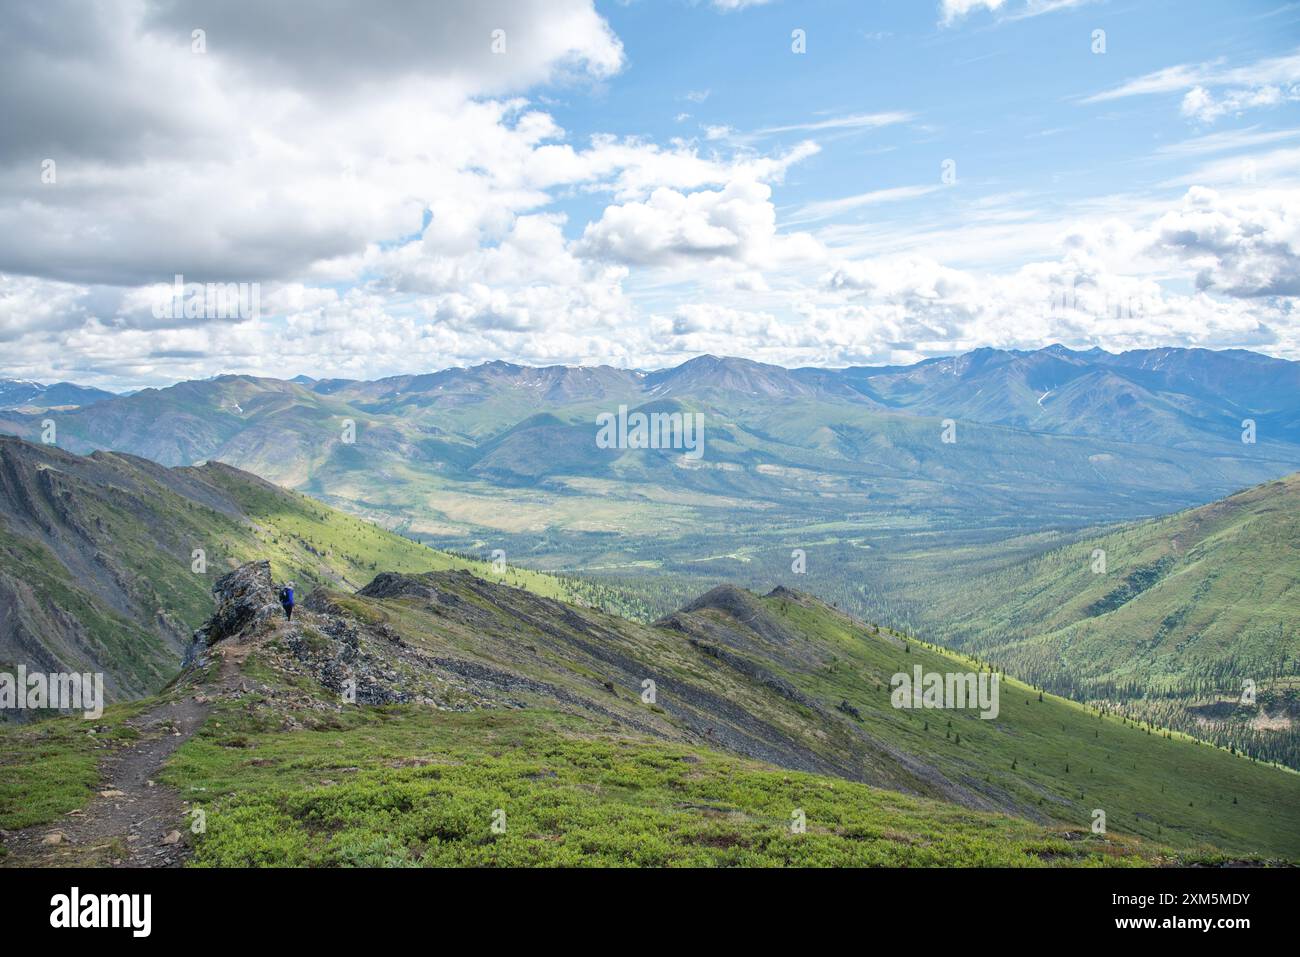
left=665, top=584, right=799, bottom=647
left=184, top=560, right=281, bottom=665
left=184, top=562, right=529, bottom=711
left=357, top=571, right=444, bottom=603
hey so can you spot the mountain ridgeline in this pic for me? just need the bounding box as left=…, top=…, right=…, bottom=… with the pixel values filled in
left=7, top=546, right=1300, bottom=864
left=0, top=379, right=116, bottom=412
left=0, top=436, right=636, bottom=704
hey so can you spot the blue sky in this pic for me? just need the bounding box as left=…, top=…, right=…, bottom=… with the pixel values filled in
left=2, top=0, right=1299, bottom=387
left=551, top=0, right=1297, bottom=255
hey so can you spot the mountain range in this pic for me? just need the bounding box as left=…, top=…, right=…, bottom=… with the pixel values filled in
left=2, top=346, right=1297, bottom=776
left=0, top=379, right=115, bottom=412
left=3, top=346, right=1298, bottom=546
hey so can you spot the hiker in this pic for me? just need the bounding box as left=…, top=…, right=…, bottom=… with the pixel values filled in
left=279, top=581, right=295, bottom=621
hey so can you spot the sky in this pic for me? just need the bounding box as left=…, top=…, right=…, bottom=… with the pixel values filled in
left=1, top=0, right=1299, bottom=389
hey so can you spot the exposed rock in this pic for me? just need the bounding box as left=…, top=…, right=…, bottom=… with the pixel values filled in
left=837, top=699, right=863, bottom=721
left=202, top=560, right=278, bottom=643
left=357, top=571, right=443, bottom=602
left=663, top=584, right=800, bottom=647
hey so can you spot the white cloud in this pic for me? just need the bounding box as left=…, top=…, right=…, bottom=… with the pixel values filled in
left=940, top=0, right=1089, bottom=26
left=788, top=185, right=942, bottom=225
left=1158, top=145, right=1300, bottom=188
left=1146, top=186, right=1300, bottom=297
left=577, top=180, right=824, bottom=268
left=805, top=185, right=1300, bottom=363
left=1181, top=84, right=1300, bottom=124
left=753, top=112, right=914, bottom=136
left=0, top=274, right=89, bottom=340
left=140, top=0, right=625, bottom=95
left=940, top=0, right=1007, bottom=25
left=812, top=248, right=1289, bottom=364
left=1085, top=48, right=1300, bottom=124
left=1153, top=127, right=1300, bottom=158
left=0, top=0, right=628, bottom=287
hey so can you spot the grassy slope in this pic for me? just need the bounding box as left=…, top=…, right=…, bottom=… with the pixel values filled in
left=874, top=473, right=1300, bottom=769
left=303, top=576, right=1300, bottom=860
left=2, top=692, right=1172, bottom=868
left=751, top=595, right=1300, bottom=860
left=3, top=567, right=1296, bottom=865
left=920, top=473, right=1299, bottom=691
left=177, top=574, right=1300, bottom=861
left=159, top=703, right=1166, bottom=868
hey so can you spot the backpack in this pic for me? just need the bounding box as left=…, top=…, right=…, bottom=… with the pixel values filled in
left=280, top=586, right=293, bottom=606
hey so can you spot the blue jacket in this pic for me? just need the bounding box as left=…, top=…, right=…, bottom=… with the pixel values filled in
left=280, top=586, right=294, bottom=607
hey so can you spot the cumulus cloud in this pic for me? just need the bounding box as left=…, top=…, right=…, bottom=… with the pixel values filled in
left=0, top=1, right=1297, bottom=388
left=7, top=0, right=820, bottom=288
left=577, top=180, right=824, bottom=268
left=140, top=0, right=624, bottom=94
left=940, top=0, right=1007, bottom=25
left=0, top=0, right=627, bottom=286
left=813, top=187, right=1300, bottom=360
left=1146, top=187, right=1300, bottom=297
left=814, top=248, right=1286, bottom=364
left=0, top=274, right=90, bottom=341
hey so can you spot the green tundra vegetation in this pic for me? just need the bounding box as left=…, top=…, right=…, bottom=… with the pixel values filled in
left=6, top=563, right=1296, bottom=866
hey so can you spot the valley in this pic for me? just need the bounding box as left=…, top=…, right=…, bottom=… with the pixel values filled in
left=1, top=345, right=1298, bottom=867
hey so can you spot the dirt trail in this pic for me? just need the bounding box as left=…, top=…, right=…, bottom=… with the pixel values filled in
left=0, top=637, right=265, bottom=868
left=1, top=693, right=213, bottom=868
left=0, top=561, right=301, bottom=868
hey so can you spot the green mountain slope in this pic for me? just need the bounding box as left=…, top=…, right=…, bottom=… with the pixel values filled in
left=195, top=564, right=1300, bottom=859
left=912, top=473, right=1300, bottom=767
left=0, top=437, right=632, bottom=703
left=6, top=558, right=1298, bottom=866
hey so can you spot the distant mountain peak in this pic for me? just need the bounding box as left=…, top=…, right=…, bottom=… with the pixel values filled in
left=0, top=377, right=116, bottom=411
